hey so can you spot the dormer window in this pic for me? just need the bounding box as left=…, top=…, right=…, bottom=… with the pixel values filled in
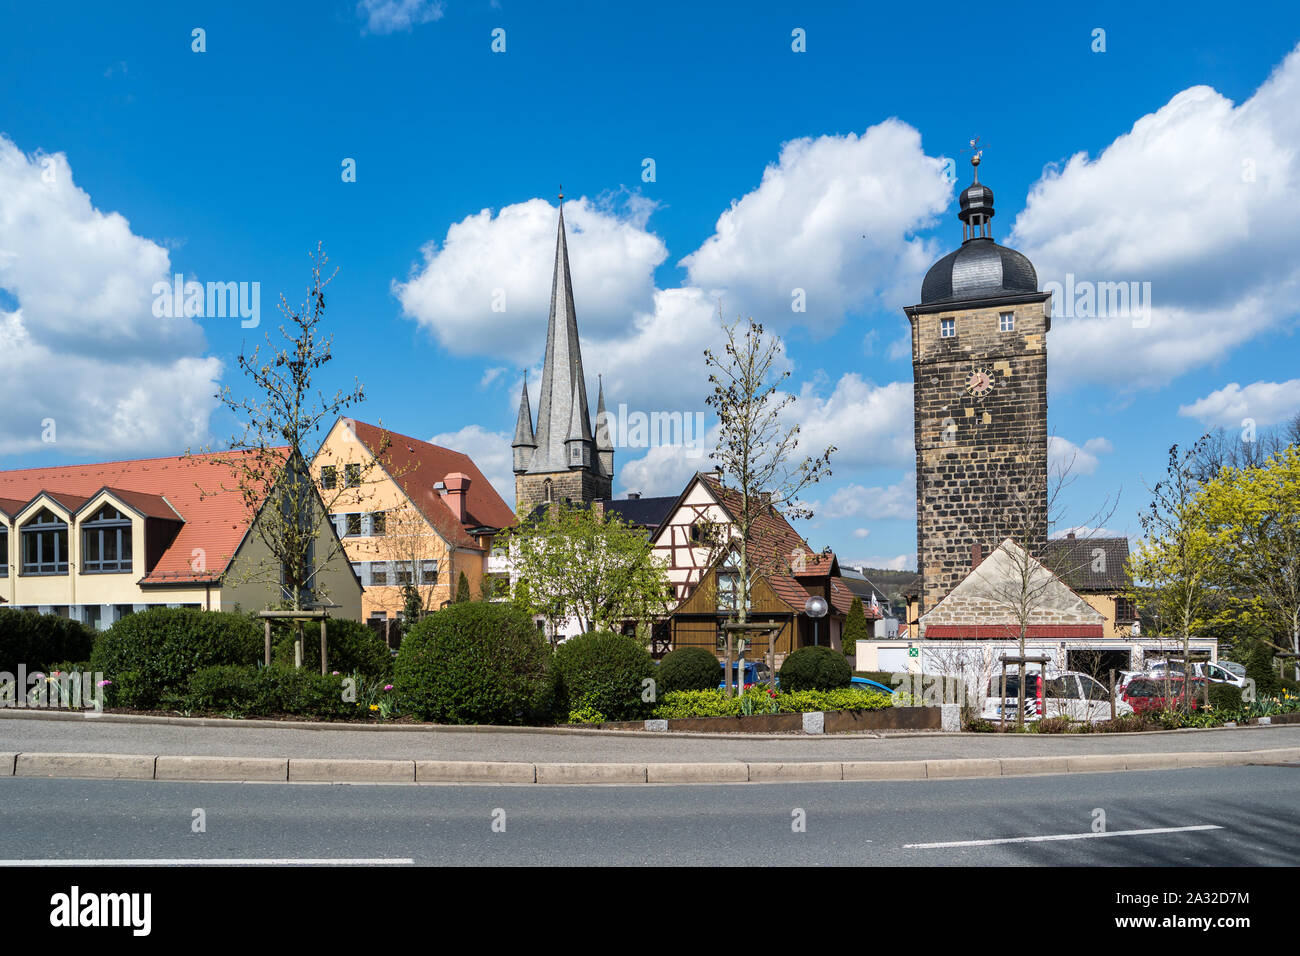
left=940, top=318, right=956, bottom=338
left=22, top=508, right=68, bottom=575
left=82, top=504, right=133, bottom=573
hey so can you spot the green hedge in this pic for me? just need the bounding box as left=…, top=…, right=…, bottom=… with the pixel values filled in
left=271, top=618, right=393, bottom=680
left=651, top=686, right=890, bottom=719
left=779, top=645, right=851, bottom=691
left=553, top=630, right=656, bottom=720
left=393, top=603, right=554, bottom=724
left=654, top=646, right=721, bottom=694
left=90, top=608, right=261, bottom=709
left=0, top=608, right=95, bottom=673
left=182, top=665, right=354, bottom=719
left=1207, top=682, right=1243, bottom=713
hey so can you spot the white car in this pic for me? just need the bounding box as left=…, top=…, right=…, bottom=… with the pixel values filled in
left=981, top=670, right=1133, bottom=723
left=1147, top=659, right=1247, bottom=688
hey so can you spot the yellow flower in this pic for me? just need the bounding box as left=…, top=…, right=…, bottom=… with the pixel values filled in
left=369, top=704, right=379, bottom=711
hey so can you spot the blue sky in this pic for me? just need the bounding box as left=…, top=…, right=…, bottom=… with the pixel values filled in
left=3, top=0, right=1300, bottom=570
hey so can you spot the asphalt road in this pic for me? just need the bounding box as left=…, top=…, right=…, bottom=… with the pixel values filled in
left=1, top=765, right=1295, bottom=866
left=4, top=713, right=1298, bottom=763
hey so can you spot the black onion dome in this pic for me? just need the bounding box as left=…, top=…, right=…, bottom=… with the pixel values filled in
left=920, top=239, right=1038, bottom=305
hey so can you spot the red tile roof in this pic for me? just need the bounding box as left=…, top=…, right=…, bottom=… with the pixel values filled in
left=0, top=449, right=279, bottom=585
left=697, top=474, right=862, bottom=617
left=348, top=419, right=516, bottom=550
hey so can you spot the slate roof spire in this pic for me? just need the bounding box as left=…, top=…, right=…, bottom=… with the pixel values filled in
left=511, top=371, right=536, bottom=473
left=525, top=201, right=594, bottom=474
left=595, top=374, right=614, bottom=478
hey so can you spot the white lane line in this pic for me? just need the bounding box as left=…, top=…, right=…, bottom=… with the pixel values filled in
left=905, top=824, right=1223, bottom=849
left=0, top=858, right=414, bottom=866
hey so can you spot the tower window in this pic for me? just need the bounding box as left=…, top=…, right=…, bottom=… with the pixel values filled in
left=999, top=312, right=1015, bottom=332
left=940, top=318, right=956, bottom=338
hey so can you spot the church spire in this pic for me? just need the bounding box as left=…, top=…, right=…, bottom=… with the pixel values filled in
left=595, top=374, right=614, bottom=478
left=528, top=201, right=593, bottom=473
left=512, top=371, right=536, bottom=475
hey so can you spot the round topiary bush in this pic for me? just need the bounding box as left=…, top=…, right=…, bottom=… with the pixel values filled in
left=89, top=608, right=261, bottom=709
left=552, top=630, right=656, bottom=720
left=655, top=646, right=722, bottom=694
left=393, top=603, right=554, bottom=724
left=0, top=608, right=95, bottom=673
left=272, top=617, right=393, bottom=680
left=778, top=645, right=852, bottom=692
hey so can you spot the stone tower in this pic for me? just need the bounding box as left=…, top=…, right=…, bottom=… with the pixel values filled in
left=904, top=157, right=1054, bottom=612
left=512, top=201, right=614, bottom=510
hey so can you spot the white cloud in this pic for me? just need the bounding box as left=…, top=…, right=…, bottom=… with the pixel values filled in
left=789, top=375, right=913, bottom=471
left=1048, top=435, right=1112, bottom=477
left=479, top=366, right=506, bottom=389
left=852, top=528, right=871, bottom=539
left=357, top=0, right=445, bottom=35
left=0, top=136, right=221, bottom=456
left=395, top=196, right=667, bottom=366
left=815, top=474, right=915, bottom=521
left=845, top=554, right=914, bottom=572
left=429, top=424, right=515, bottom=507
left=1011, top=43, right=1300, bottom=390
left=680, top=119, right=951, bottom=332
left=1178, top=379, right=1300, bottom=429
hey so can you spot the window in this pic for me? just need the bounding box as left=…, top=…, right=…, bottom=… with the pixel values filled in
left=344, top=463, right=361, bottom=488
left=421, top=561, right=438, bottom=585
left=394, top=561, right=413, bottom=586
left=371, top=511, right=386, bottom=536
left=940, top=318, right=956, bottom=338
left=81, top=505, right=133, bottom=573
left=1080, top=676, right=1111, bottom=701
left=21, top=509, right=68, bottom=575
left=320, top=465, right=337, bottom=490
left=0, top=525, right=7, bottom=577
left=370, top=562, right=389, bottom=586
left=999, top=311, right=1014, bottom=332
left=345, top=513, right=362, bottom=537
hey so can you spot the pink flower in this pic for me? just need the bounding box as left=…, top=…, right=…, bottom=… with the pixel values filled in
left=97, top=680, right=112, bottom=687
left=384, top=684, right=394, bottom=691
left=332, top=671, right=340, bottom=676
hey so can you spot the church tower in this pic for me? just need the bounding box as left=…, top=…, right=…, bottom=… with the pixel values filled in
left=513, top=201, right=614, bottom=509
left=904, top=156, right=1053, bottom=612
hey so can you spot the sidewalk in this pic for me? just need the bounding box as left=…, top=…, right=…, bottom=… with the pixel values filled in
left=2, top=710, right=1299, bottom=784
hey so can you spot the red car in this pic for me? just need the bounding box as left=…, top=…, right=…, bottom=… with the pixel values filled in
left=1120, top=676, right=1208, bottom=713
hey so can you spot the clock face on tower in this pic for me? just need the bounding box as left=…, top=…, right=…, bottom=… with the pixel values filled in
left=966, top=367, right=994, bottom=397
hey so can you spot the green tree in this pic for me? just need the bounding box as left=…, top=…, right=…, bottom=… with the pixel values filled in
left=454, top=571, right=472, bottom=603
left=401, top=584, right=424, bottom=633
left=1197, top=445, right=1300, bottom=679
left=505, top=500, right=673, bottom=642
left=842, top=597, right=870, bottom=657
left=1130, top=440, right=1216, bottom=708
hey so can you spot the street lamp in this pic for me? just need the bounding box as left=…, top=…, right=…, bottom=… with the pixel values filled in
left=804, top=595, right=828, bottom=646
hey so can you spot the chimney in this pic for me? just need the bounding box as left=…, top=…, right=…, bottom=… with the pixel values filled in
left=626, top=492, right=641, bottom=500
left=1066, top=531, right=1076, bottom=539
left=442, top=472, right=471, bottom=523
left=971, top=543, right=983, bottom=569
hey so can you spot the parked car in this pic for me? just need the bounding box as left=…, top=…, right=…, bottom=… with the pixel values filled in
left=1218, top=660, right=1247, bottom=679
left=718, top=660, right=772, bottom=688
left=1119, top=675, right=1208, bottom=713
left=1147, top=659, right=1246, bottom=688
left=981, top=670, right=1132, bottom=723
left=850, top=676, right=895, bottom=694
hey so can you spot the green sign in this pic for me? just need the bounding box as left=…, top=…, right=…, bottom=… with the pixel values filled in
left=908, top=647, right=919, bottom=658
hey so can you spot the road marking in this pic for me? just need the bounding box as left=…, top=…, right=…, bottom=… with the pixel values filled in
left=904, top=824, right=1223, bottom=849
left=0, top=858, right=414, bottom=866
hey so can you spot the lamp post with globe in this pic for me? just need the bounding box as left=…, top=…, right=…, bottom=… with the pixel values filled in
left=805, top=595, right=829, bottom=647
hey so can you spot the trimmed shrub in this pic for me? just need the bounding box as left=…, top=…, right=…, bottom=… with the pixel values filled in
left=655, top=646, right=722, bottom=694
left=90, top=608, right=261, bottom=709
left=842, top=597, right=870, bottom=656
left=779, top=645, right=851, bottom=692
left=552, top=630, right=656, bottom=721
left=0, top=608, right=95, bottom=673
left=1207, top=682, right=1243, bottom=713
left=393, top=603, right=553, bottom=724
left=1243, top=641, right=1283, bottom=700
left=182, top=664, right=353, bottom=719
left=272, top=618, right=393, bottom=680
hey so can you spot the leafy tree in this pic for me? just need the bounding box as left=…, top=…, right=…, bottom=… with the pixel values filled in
left=401, top=583, right=424, bottom=634
left=505, top=500, right=673, bottom=641
left=455, top=570, right=472, bottom=604
left=842, top=597, right=870, bottom=656
left=1197, top=446, right=1300, bottom=679
left=1130, top=440, right=1216, bottom=708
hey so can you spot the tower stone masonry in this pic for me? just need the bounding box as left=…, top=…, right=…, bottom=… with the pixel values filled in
left=904, top=158, right=1054, bottom=613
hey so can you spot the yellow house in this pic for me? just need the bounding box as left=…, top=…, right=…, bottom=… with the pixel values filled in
left=0, top=450, right=362, bottom=627
left=311, top=418, right=516, bottom=631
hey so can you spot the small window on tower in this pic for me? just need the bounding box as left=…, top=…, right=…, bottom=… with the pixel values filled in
left=999, top=312, right=1015, bottom=332
left=940, top=318, right=956, bottom=338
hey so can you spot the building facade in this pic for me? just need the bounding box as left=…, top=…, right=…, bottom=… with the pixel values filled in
left=0, top=450, right=362, bottom=627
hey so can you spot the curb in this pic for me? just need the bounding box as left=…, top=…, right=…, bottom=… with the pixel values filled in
left=3, top=747, right=1297, bottom=785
